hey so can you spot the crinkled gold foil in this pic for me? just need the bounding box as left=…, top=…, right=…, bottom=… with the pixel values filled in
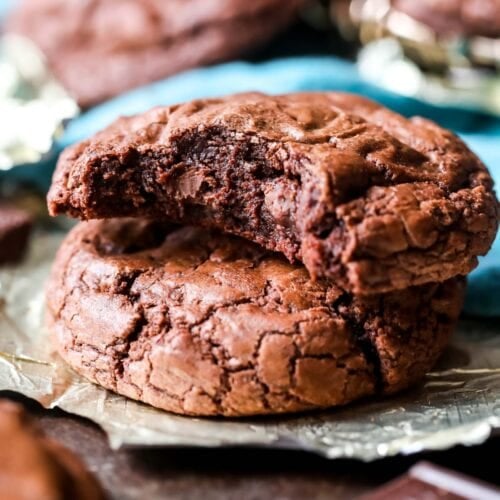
left=0, top=232, right=499, bottom=459
left=339, top=0, right=500, bottom=115
left=0, top=35, right=78, bottom=169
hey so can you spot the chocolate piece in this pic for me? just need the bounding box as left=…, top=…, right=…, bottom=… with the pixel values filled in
left=0, top=204, right=32, bottom=265
left=359, top=461, right=500, bottom=500
left=47, top=92, right=498, bottom=295
left=393, top=0, right=500, bottom=38
left=46, top=218, right=464, bottom=417
left=7, top=0, right=304, bottom=107
left=0, top=400, right=105, bottom=500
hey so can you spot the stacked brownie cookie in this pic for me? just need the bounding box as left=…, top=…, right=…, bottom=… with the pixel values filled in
left=46, top=92, right=498, bottom=417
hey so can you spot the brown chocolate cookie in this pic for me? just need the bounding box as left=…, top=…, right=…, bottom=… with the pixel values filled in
left=0, top=204, right=32, bottom=265
left=0, top=400, right=105, bottom=500
left=7, top=0, right=304, bottom=107
left=46, top=218, right=464, bottom=417
left=393, top=0, right=500, bottom=38
left=47, top=92, right=498, bottom=295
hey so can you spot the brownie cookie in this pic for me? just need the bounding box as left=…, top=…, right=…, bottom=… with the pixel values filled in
left=47, top=92, right=498, bottom=295
left=0, top=400, right=105, bottom=500
left=46, top=219, right=464, bottom=417
left=7, top=0, right=304, bottom=107
left=393, top=0, right=500, bottom=38
left=0, top=204, right=32, bottom=265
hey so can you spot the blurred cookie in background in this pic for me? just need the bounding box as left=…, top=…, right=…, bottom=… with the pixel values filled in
left=334, top=0, right=500, bottom=41
left=0, top=203, right=32, bottom=265
left=0, top=400, right=105, bottom=500
left=6, top=0, right=307, bottom=108
left=393, top=0, right=500, bottom=38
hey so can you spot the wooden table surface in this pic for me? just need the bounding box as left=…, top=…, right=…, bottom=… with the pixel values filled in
left=2, top=392, right=499, bottom=500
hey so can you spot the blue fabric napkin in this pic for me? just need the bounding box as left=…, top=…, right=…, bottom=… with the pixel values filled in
left=57, top=57, right=500, bottom=317
left=0, top=0, right=15, bottom=20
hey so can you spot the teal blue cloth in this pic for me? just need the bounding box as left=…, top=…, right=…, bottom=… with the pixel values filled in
left=0, top=0, right=14, bottom=19
left=57, top=57, right=500, bottom=316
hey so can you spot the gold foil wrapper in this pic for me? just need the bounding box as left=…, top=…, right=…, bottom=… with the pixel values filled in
left=338, top=0, right=500, bottom=115
left=0, top=35, right=78, bottom=169
left=0, top=231, right=499, bottom=458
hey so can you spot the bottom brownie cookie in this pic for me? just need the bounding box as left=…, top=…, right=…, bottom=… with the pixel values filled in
left=46, top=219, right=464, bottom=417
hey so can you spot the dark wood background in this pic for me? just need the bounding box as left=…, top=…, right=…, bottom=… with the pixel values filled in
left=3, top=391, right=498, bottom=500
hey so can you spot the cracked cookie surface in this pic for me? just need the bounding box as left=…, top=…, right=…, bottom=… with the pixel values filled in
left=7, top=0, right=304, bottom=107
left=48, top=92, right=498, bottom=294
left=0, top=400, right=105, bottom=500
left=46, top=219, right=464, bottom=417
